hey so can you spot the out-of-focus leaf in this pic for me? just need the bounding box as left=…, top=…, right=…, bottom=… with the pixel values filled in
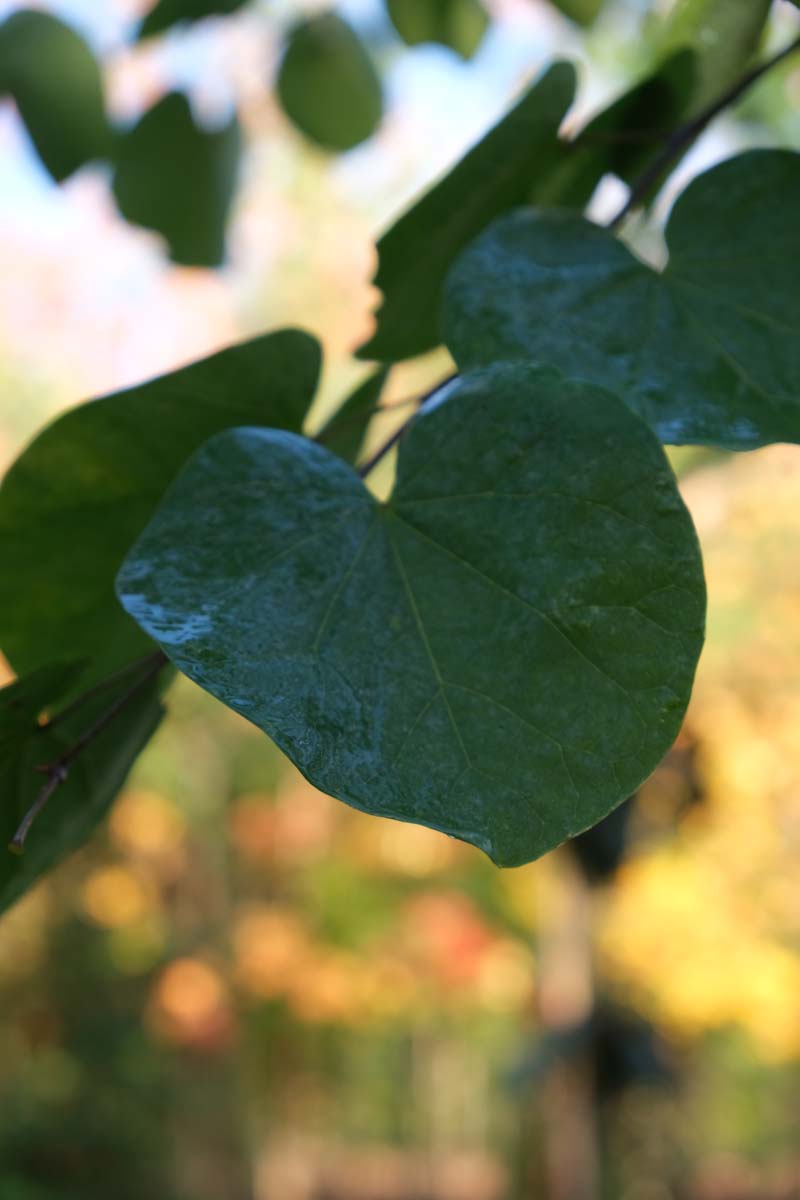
left=528, top=50, right=696, bottom=214
left=138, top=0, right=248, bottom=39
left=570, top=49, right=695, bottom=188
left=316, top=367, right=391, bottom=464
left=547, top=0, right=603, bottom=26
left=117, top=364, right=705, bottom=868
left=0, top=10, right=112, bottom=181
left=0, top=666, right=164, bottom=915
left=657, top=0, right=771, bottom=111
left=386, top=0, right=489, bottom=60
left=443, top=150, right=800, bottom=449
left=357, top=62, right=576, bottom=363
left=0, top=330, right=321, bottom=690
left=112, top=91, right=240, bottom=267
left=277, top=13, right=383, bottom=152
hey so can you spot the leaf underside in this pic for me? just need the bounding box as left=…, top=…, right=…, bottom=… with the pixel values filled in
left=0, top=666, right=163, bottom=915
left=117, top=364, right=705, bottom=867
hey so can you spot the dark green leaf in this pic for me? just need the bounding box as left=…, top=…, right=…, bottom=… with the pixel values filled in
left=316, top=367, right=391, bottom=464
left=0, top=330, right=321, bottom=690
left=569, top=49, right=695, bottom=190
left=547, top=0, right=603, bottom=26
left=117, top=364, right=705, bottom=867
left=0, top=663, right=85, bottom=758
left=112, top=91, right=240, bottom=267
left=277, top=13, right=383, bottom=152
left=524, top=51, right=696, bottom=217
left=443, top=150, right=800, bottom=449
left=357, top=62, right=576, bottom=363
left=0, top=667, right=163, bottom=914
left=386, top=0, right=489, bottom=60
left=138, top=0, right=248, bottom=39
left=0, top=10, right=112, bottom=181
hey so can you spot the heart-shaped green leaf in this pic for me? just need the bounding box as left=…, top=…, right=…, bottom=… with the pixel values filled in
left=443, top=150, right=800, bottom=449
left=0, top=665, right=164, bottom=915
left=0, top=10, right=112, bottom=181
left=117, top=364, right=705, bottom=866
left=0, top=329, right=321, bottom=689
left=112, top=91, right=240, bottom=267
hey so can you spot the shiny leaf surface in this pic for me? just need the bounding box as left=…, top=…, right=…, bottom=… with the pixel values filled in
left=444, top=151, right=800, bottom=448
left=117, top=364, right=705, bottom=866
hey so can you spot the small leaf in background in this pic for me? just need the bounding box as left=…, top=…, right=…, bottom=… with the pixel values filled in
left=0, top=329, right=321, bottom=690
left=315, top=367, right=391, bottom=464
left=138, top=0, right=249, bottom=40
left=546, top=0, right=603, bottom=26
left=656, top=0, right=771, bottom=111
left=443, top=150, right=800, bottom=449
left=117, top=363, right=705, bottom=867
left=357, top=62, right=576, bottom=363
left=0, top=9, right=112, bottom=181
left=112, top=91, right=240, bottom=267
left=386, top=0, right=489, bottom=60
left=277, top=12, right=383, bottom=152
left=0, top=667, right=164, bottom=915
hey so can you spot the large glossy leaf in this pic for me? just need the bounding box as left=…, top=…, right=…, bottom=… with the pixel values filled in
left=357, top=63, right=576, bottom=364
left=138, top=0, right=248, bottom=39
left=444, top=150, right=800, bottom=449
left=0, top=666, right=163, bottom=914
left=112, top=92, right=240, bottom=267
left=117, top=364, right=705, bottom=867
left=0, top=330, right=321, bottom=690
left=386, top=0, right=489, bottom=60
left=277, top=13, right=383, bottom=152
left=316, top=367, right=390, bottom=465
left=0, top=10, right=112, bottom=181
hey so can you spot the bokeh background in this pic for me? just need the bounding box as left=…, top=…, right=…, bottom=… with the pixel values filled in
left=2, top=1, right=800, bottom=1197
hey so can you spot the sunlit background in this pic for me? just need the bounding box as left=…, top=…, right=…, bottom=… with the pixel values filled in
left=2, top=1, right=800, bottom=1197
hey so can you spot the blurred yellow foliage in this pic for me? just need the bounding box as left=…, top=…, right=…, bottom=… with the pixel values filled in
left=80, top=865, right=156, bottom=929
left=110, top=788, right=186, bottom=861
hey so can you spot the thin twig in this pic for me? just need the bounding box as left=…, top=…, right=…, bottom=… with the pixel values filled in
left=314, top=393, right=420, bottom=446
left=607, top=32, right=800, bottom=230
left=42, top=649, right=166, bottom=731
left=357, top=375, right=457, bottom=479
left=9, top=650, right=168, bottom=854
